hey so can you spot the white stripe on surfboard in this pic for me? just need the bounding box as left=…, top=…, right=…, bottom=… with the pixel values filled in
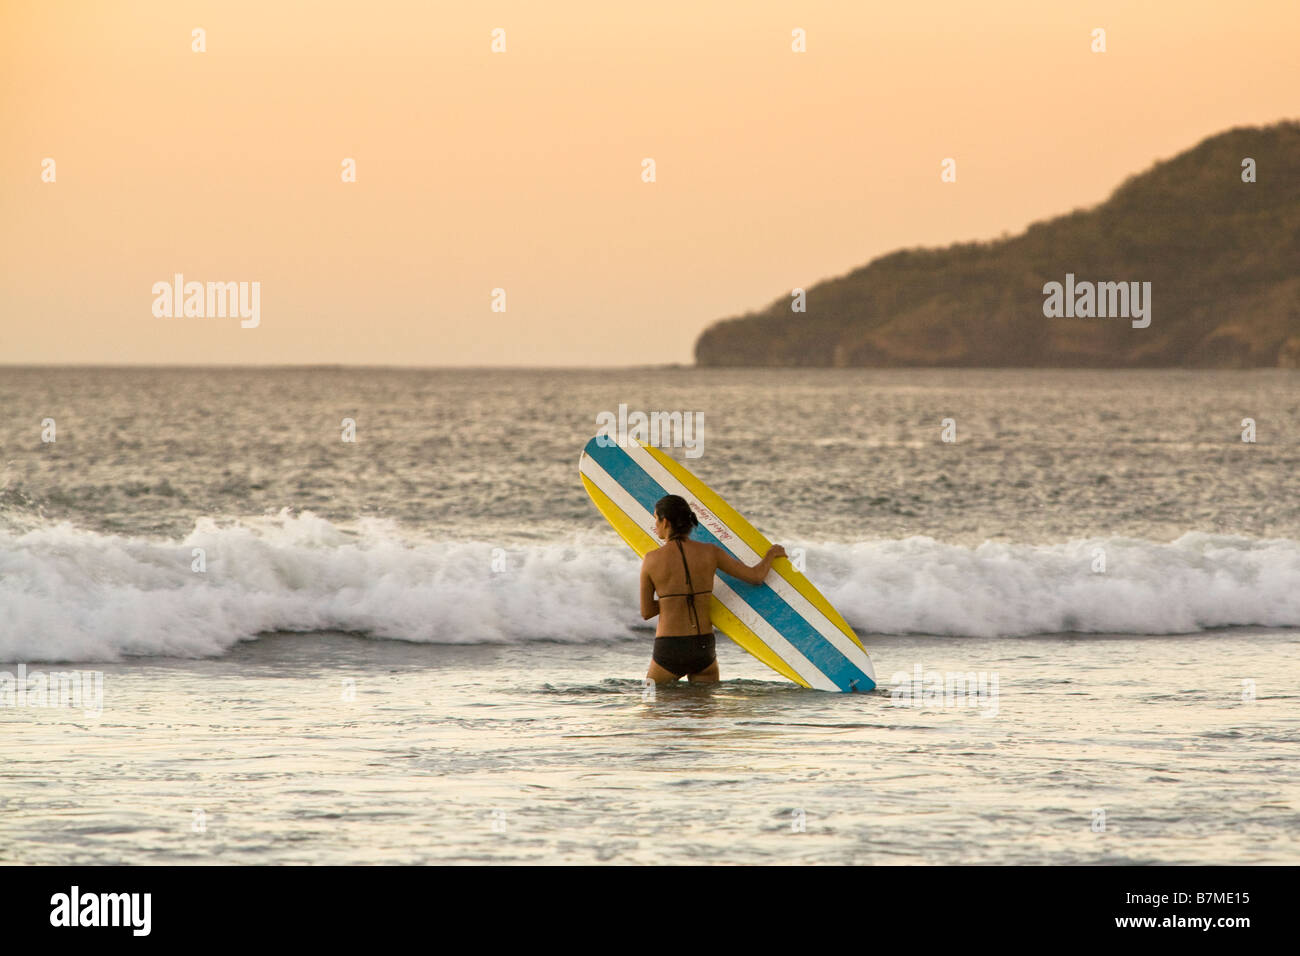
left=620, top=441, right=874, bottom=679
left=580, top=451, right=840, bottom=691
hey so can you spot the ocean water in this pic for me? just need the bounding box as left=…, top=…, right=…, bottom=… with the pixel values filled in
left=1, top=366, right=1298, bottom=864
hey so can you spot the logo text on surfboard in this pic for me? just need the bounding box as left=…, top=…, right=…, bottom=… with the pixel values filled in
left=688, top=499, right=733, bottom=543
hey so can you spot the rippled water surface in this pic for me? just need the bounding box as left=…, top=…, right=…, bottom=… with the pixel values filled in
left=3, top=632, right=1297, bottom=865
left=2, top=367, right=1298, bottom=863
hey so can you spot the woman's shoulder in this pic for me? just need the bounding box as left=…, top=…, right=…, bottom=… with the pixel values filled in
left=689, top=539, right=721, bottom=560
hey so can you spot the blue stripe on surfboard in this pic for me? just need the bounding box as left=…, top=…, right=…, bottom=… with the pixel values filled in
left=584, top=437, right=868, bottom=690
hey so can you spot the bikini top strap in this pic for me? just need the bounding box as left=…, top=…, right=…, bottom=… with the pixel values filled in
left=674, top=537, right=703, bottom=635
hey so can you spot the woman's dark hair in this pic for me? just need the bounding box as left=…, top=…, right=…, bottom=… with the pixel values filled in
left=655, top=494, right=699, bottom=538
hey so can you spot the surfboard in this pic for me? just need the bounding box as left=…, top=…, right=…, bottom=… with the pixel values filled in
left=578, top=436, right=876, bottom=692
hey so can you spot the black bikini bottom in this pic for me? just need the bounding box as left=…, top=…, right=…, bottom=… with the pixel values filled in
left=652, top=632, right=716, bottom=677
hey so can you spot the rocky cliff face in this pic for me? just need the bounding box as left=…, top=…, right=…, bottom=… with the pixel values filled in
left=695, top=122, right=1300, bottom=368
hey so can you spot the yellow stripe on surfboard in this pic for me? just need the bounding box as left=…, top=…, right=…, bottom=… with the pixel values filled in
left=580, top=471, right=812, bottom=688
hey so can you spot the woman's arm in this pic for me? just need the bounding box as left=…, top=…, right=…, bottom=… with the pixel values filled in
left=715, top=543, right=786, bottom=585
left=640, top=560, right=660, bottom=620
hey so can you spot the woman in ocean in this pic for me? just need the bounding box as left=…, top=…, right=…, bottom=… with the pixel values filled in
left=641, top=494, right=785, bottom=684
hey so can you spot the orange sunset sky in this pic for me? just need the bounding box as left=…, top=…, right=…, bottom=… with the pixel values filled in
left=2, top=0, right=1298, bottom=366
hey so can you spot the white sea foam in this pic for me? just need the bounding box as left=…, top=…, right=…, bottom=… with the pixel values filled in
left=2, top=511, right=1298, bottom=662
left=821, top=532, right=1300, bottom=638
